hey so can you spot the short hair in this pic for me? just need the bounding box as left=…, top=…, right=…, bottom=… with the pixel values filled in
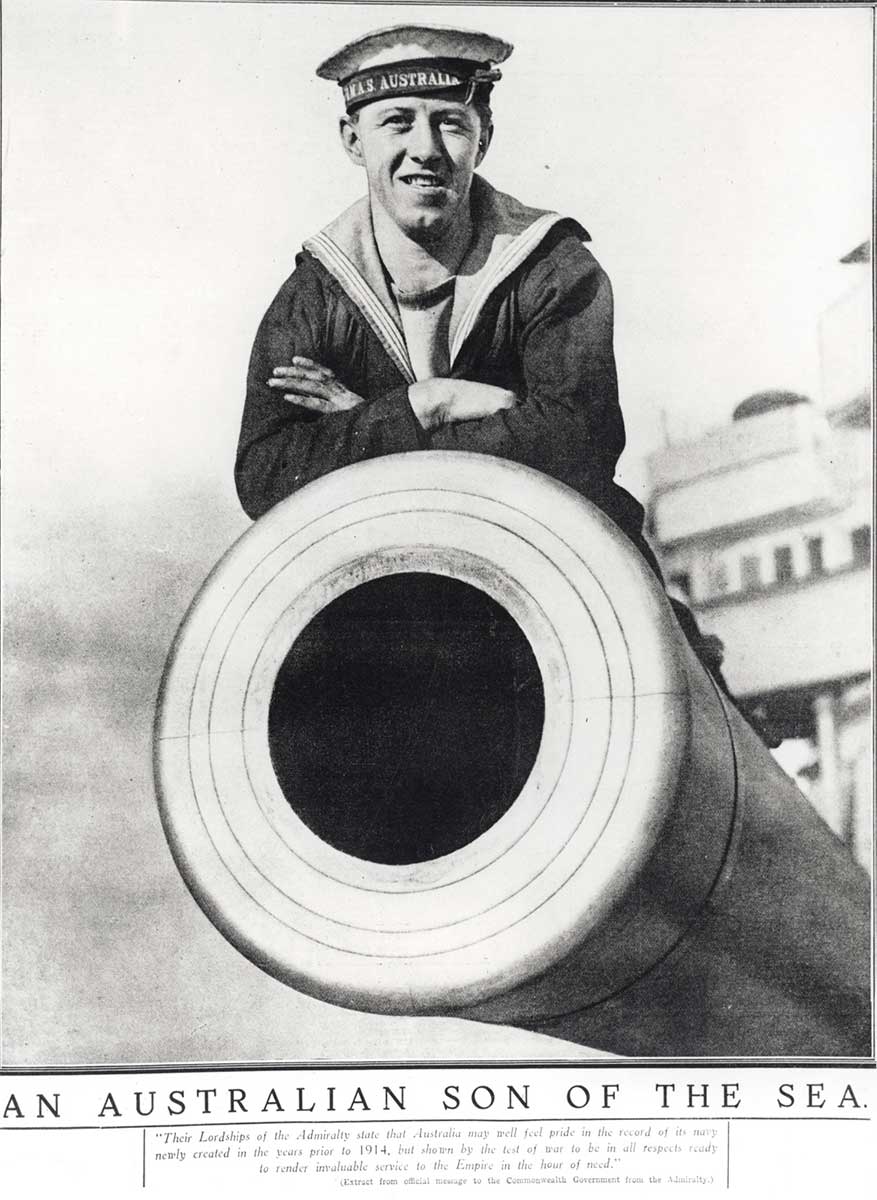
left=471, top=89, right=494, bottom=136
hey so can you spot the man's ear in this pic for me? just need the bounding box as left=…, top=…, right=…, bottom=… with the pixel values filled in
left=339, top=116, right=365, bottom=167
left=475, top=123, right=494, bottom=168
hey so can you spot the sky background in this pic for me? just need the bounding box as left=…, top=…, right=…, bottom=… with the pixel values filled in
left=1, top=0, right=872, bottom=1065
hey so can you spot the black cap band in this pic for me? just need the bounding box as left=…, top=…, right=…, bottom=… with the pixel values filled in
left=342, top=57, right=500, bottom=112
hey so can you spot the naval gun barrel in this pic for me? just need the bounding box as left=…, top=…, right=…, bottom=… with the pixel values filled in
left=154, top=452, right=870, bottom=1057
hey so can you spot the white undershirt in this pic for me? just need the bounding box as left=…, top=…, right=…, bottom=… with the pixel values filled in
left=392, top=276, right=457, bottom=381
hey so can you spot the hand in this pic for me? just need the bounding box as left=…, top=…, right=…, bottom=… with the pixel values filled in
left=408, top=379, right=518, bottom=432
left=268, top=357, right=366, bottom=413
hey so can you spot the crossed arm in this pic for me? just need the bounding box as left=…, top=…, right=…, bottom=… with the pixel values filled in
left=267, top=358, right=517, bottom=430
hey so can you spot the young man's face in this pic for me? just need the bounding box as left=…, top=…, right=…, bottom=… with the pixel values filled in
left=340, top=96, right=490, bottom=244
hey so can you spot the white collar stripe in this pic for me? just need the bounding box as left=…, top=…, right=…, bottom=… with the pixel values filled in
left=450, top=213, right=564, bottom=363
left=308, top=232, right=415, bottom=383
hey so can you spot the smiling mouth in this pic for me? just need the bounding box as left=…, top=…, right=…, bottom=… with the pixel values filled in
left=399, top=173, right=447, bottom=190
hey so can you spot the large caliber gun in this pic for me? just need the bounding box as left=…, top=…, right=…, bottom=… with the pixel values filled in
left=155, top=453, right=870, bottom=1057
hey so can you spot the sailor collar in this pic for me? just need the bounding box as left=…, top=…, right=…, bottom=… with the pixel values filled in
left=302, top=176, right=589, bottom=383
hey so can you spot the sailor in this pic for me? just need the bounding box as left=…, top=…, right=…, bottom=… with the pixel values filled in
left=235, top=22, right=658, bottom=570
left=234, top=23, right=759, bottom=747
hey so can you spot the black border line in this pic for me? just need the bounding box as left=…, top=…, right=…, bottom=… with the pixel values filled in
left=2, top=1060, right=875, bottom=1075
left=1, top=1115, right=872, bottom=1133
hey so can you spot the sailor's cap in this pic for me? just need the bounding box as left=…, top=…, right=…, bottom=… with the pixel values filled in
left=316, top=24, right=513, bottom=113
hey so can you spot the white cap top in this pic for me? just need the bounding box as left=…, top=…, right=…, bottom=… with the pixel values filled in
left=316, top=23, right=513, bottom=82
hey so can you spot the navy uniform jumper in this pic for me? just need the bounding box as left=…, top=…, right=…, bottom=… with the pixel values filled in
left=236, top=175, right=655, bottom=572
